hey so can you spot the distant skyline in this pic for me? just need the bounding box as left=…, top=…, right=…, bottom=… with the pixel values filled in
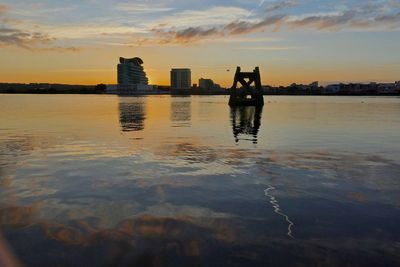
left=0, top=0, right=399, bottom=86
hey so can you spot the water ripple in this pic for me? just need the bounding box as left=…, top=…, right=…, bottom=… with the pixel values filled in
left=264, top=185, right=295, bottom=238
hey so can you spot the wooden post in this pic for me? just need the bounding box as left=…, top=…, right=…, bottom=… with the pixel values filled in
left=229, top=66, right=264, bottom=106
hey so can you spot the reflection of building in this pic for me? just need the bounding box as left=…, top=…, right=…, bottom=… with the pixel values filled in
left=171, top=69, right=191, bottom=90
left=231, top=106, right=263, bottom=144
left=118, top=98, right=146, bottom=132
left=170, top=97, right=191, bottom=126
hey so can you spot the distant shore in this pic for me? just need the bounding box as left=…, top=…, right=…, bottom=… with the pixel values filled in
left=2, top=91, right=399, bottom=97
left=1, top=82, right=399, bottom=96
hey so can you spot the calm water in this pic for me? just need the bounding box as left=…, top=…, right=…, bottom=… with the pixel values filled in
left=1, top=94, right=400, bottom=267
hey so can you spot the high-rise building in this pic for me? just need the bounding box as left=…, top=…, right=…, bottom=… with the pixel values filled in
left=170, top=69, right=191, bottom=90
left=118, top=57, right=148, bottom=85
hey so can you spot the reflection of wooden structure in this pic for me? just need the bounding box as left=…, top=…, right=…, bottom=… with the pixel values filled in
left=231, top=106, right=263, bottom=144
left=229, top=66, right=264, bottom=106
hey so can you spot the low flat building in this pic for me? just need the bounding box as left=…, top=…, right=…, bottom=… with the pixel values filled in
left=324, top=84, right=341, bottom=94
left=199, top=78, right=214, bottom=90
left=378, top=83, right=398, bottom=94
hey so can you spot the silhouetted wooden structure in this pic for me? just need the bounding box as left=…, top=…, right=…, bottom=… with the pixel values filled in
left=229, top=66, right=264, bottom=106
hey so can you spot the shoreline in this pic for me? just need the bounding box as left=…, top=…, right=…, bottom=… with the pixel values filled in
left=1, top=92, right=399, bottom=97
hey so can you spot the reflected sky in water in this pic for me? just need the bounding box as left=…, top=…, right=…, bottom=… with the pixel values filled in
left=1, top=95, right=400, bottom=267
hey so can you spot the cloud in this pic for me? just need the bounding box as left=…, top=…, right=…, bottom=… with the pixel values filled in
left=287, top=5, right=400, bottom=31
left=150, top=6, right=252, bottom=29
left=237, top=45, right=304, bottom=51
left=169, top=27, right=221, bottom=43
left=288, top=11, right=357, bottom=30
left=224, top=15, right=285, bottom=34
left=151, top=14, right=285, bottom=44
left=146, top=3, right=400, bottom=45
left=0, top=4, right=9, bottom=15
left=348, top=11, right=400, bottom=29
left=39, top=46, right=82, bottom=52
left=151, top=26, right=221, bottom=44
left=39, top=24, right=147, bottom=39
left=115, top=3, right=173, bottom=13
left=209, top=36, right=282, bottom=43
left=145, top=1, right=398, bottom=46
left=266, top=0, right=298, bottom=12
left=51, top=68, right=114, bottom=73
left=375, top=12, right=400, bottom=24
left=0, top=27, right=54, bottom=48
left=0, top=27, right=80, bottom=51
left=0, top=3, right=79, bottom=51
left=3, top=1, right=400, bottom=48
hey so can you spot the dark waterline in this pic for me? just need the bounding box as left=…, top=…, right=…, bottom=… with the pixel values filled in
left=1, top=95, right=400, bottom=266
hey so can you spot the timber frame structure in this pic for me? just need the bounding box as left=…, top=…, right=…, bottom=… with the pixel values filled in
left=229, top=66, right=264, bottom=106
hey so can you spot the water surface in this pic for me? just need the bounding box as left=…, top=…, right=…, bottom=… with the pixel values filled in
left=1, top=95, right=400, bottom=266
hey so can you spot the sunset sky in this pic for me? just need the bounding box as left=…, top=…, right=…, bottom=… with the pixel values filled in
left=0, top=0, right=399, bottom=86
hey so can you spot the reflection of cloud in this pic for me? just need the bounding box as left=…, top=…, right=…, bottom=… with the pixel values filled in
left=4, top=212, right=397, bottom=267
left=153, top=141, right=261, bottom=176
left=141, top=203, right=232, bottom=218
left=347, top=192, right=368, bottom=203
left=154, top=138, right=262, bottom=170
left=0, top=135, right=34, bottom=169
left=253, top=150, right=400, bottom=205
left=0, top=205, right=39, bottom=226
left=0, top=175, right=12, bottom=188
left=0, top=135, right=56, bottom=169
left=158, top=142, right=218, bottom=164
left=1, top=212, right=239, bottom=266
